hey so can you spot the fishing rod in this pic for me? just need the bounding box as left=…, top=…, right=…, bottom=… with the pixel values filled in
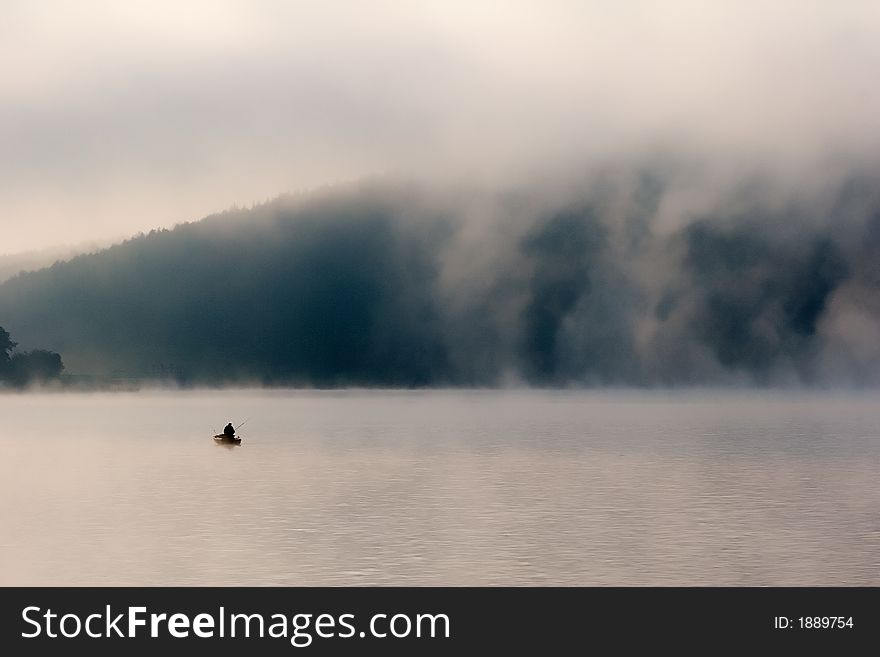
left=234, top=418, right=249, bottom=432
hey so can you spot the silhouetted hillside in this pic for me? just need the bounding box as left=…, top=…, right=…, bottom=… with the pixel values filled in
left=1, top=174, right=878, bottom=387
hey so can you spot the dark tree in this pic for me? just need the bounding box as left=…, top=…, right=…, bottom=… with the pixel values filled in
left=0, top=327, right=64, bottom=386
left=0, top=326, right=15, bottom=362
left=10, top=349, right=64, bottom=383
left=0, top=326, right=16, bottom=379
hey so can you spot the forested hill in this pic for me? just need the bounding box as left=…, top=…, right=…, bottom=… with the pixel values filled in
left=0, top=175, right=878, bottom=387
left=0, top=240, right=114, bottom=284
left=0, top=183, right=450, bottom=385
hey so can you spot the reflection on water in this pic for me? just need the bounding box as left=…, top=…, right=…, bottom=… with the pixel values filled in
left=0, top=390, right=878, bottom=585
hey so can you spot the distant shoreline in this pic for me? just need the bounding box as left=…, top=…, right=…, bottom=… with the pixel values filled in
left=2, top=378, right=878, bottom=399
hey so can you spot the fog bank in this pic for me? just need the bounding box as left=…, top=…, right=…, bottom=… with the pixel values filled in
left=2, top=0, right=879, bottom=251
left=1, top=167, right=878, bottom=387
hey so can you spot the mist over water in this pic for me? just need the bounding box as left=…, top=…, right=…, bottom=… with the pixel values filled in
left=2, top=389, right=877, bottom=585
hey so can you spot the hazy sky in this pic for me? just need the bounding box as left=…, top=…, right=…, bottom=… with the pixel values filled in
left=2, top=0, right=878, bottom=253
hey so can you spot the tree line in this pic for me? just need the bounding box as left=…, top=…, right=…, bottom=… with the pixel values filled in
left=0, top=326, right=64, bottom=387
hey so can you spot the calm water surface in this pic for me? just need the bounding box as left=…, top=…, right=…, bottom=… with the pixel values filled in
left=1, top=389, right=878, bottom=585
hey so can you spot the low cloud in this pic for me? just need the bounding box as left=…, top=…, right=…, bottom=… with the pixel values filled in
left=2, top=1, right=879, bottom=251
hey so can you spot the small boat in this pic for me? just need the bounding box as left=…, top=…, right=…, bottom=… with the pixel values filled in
left=213, top=434, right=242, bottom=445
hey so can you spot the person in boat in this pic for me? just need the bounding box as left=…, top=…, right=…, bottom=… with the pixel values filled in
left=223, top=422, right=235, bottom=438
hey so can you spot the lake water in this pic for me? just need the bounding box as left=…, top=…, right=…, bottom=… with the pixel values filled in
left=1, top=389, right=878, bottom=585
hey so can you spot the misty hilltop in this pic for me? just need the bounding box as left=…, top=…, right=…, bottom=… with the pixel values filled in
left=1, top=169, right=879, bottom=387
left=0, top=240, right=117, bottom=285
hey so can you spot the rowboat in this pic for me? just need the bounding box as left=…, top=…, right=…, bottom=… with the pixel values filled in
left=213, top=434, right=242, bottom=445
